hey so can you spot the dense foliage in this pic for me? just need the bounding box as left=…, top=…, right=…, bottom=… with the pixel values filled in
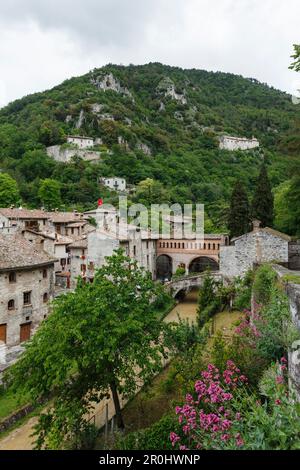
left=5, top=250, right=185, bottom=449
left=251, top=163, right=274, bottom=227
left=228, top=180, right=250, bottom=237
left=0, top=63, right=299, bottom=231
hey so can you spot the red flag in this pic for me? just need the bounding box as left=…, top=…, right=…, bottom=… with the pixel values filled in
left=98, top=198, right=103, bottom=206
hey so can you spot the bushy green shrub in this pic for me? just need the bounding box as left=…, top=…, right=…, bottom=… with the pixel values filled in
left=115, top=414, right=177, bottom=450
left=253, top=264, right=277, bottom=305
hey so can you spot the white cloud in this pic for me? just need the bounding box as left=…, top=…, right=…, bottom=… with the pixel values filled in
left=0, top=0, right=299, bottom=107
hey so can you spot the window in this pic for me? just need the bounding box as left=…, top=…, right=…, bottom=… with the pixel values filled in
left=8, top=299, right=15, bottom=310
left=43, top=269, right=47, bottom=279
left=81, top=264, right=86, bottom=272
left=23, top=291, right=31, bottom=306
left=133, top=246, right=136, bottom=256
left=9, top=272, right=16, bottom=283
left=43, top=293, right=48, bottom=303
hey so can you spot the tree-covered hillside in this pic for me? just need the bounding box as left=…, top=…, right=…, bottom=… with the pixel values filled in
left=0, top=63, right=299, bottom=229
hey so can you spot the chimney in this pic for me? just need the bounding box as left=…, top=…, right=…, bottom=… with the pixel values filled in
left=252, top=219, right=261, bottom=233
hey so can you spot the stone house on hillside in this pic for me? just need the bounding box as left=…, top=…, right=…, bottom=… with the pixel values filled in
left=67, top=135, right=94, bottom=148
left=0, top=234, right=56, bottom=349
left=0, top=208, right=50, bottom=234
left=99, top=177, right=126, bottom=192
left=220, top=220, right=291, bottom=277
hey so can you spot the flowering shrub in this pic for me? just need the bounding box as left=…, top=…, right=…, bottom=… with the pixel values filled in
left=171, top=357, right=300, bottom=450
left=170, top=361, right=248, bottom=450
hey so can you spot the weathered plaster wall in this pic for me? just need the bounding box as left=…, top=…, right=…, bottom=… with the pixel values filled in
left=0, top=265, right=55, bottom=347
left=46, top=145, right=102, bottom=163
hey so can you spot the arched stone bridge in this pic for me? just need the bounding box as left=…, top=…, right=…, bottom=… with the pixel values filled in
left=164, top=272, right=226, bottom=298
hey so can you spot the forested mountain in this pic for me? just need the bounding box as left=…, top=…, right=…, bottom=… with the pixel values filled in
left=0, top=63, right=299, bottom=229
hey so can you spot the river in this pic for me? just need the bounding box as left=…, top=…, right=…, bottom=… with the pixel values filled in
left=164, top=288, right=198, bottom=324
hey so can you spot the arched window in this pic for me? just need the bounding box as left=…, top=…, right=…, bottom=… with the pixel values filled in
left=8, top=299, right=15, bottom=310
left=43, top=293, right=48, bottom=303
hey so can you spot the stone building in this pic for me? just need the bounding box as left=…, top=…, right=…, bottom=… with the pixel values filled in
left=0, top=233, right=56, bottom=349
left=220, top=220, right=291, bottom=278
left=84, top=206, right=156, bottom=278
left=99, top=177, right=126, bottom=192
left=46, top=145, right=102, bottom=163
left=219, top=135, right=259, bottom=151
left=0, top=208, right=50, bottom=234
left=67, top=135, right=94, bottom=149
left=48, top=211, right=88, bottom=235
left=68, top=238, right=89, bottom=287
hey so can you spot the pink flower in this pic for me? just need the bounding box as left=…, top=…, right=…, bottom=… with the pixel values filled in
left=221, top=433, right=230, bottom=441
left=235, top=433, right=244, bottom=447
left=280, top=357, right=287, bottom=364
left=185, top=394, right=194, bottom=403
left=275, top=399, right=281, bottom=405
left=276, top=375, right=284, bottom=384
left=170, top=432, right=181, bottom=446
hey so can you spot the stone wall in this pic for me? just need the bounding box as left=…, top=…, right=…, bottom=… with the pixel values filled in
left=220, top=231, right=289, bottom=278
left=289, top=241, right=300, bottom=270
left=219, top=135, right=259, bottom=151
left=46, top=145, right=102, bottom=163
left=0, top=264, right=55, bottom=347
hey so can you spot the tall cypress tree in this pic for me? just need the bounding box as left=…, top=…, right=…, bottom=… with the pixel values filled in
left=252, top=163, right=274, bottom=227
left=228, top=180, right=250, bottom=238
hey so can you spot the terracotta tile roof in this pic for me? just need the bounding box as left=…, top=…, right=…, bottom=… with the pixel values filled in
left=0, top=208, right=49, bottom=219
left=54, top=235, right=74, bottom=245
left=22, top=229, right=55, bottom=240
left=69, top=238, right=88, bottom=249
left=0, top=233, right=56, bottom=271
left=47, top=212, right=87, bottom=223
left=232, top=227, right=291, bottom=243
left=263, top=227, right=291, bottom=242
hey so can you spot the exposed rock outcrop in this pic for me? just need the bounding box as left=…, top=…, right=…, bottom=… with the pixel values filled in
left=91, top=73, right=133, bottom=99
left=157, top=77, right=187, bottom=105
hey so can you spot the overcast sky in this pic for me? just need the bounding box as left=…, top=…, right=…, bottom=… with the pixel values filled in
left=0, top=0, right=299, bottom=108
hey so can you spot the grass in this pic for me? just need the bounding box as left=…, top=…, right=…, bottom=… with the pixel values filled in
left=282, top=274, right=300, bottom=285
left=0, top=390, right=30, bottom=421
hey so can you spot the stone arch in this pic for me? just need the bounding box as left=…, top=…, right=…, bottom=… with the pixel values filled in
left=188, top=256, right=219, bottom=273
left=174, top=288, right=187, bottom=301
left=156, top=254, right=173, bottom=280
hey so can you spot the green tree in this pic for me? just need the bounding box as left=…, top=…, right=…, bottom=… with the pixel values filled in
left=135, top=178, right=169, bottom=206
left=286, top=173, right=300, bottom=237
left=228, top=181, right=250, bottom=238
left=6, top=250, right=181, bottom=449
left=251, top=164, right=274, bottom=227
left=38, top=178, right=61, bottom=210
left=273, top=180, right=293, bottom=234
left=0, top=172, right=20, bottom=206
left=289, top=44, right=300, bottom=71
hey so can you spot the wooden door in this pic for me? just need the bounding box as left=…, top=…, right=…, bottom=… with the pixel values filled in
left=0, top=324, right=7, bottom=343
left=20, top=323, right=31, bottom=343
